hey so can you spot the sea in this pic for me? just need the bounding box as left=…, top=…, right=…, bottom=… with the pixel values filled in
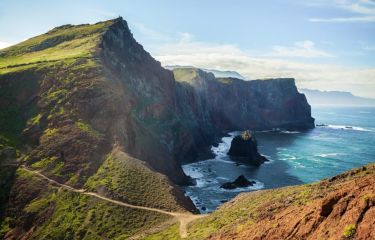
left=182, top=106, right=375, bottom=213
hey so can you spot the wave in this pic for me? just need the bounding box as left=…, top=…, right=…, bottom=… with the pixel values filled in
left=210, top=131, right=240, bottom=157
left=182, top=164, right=204, bottom=179
left=321, top=124, right=375, bottom=132
left=280, top=130, right=301, bottom=134
left=316, top=153, right=340, bottom=158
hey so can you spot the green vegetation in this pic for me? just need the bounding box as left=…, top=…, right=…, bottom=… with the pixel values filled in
left=31, top=156, right=58, bottom=168
left=172, top=68, right=199, bottom=83
left=42, top=128, right=58, bottom=139
left=0, top=20, right=115, bottom=71
left=217, top=78, right=233, bottom=84
left=0, top=168, right=172, bottom=239
left=28, top=113, right=42, bottom=126
left=0, top=166, right=17, bottom=237
left=145, top=224, right=181, bottom=240
left=85, top=153, right=186, bottom=212
left=0, top=105, right=25, bottom=148
left=362, top=193, right=374, bottom=203
left=0, top=18, right=181, bottom=239
left=75, top=121, right=102, bottom=138
left=343, top=224, right=356, bottom=238
left=47, top=89, right=68, bottom=102
left=30, top=190, right=170, bottom=239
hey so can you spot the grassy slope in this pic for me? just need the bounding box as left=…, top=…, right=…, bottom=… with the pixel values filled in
left=0, top=169, right=171, bottom=239
left=85, top=151, right=189, bottom=212
left=0, top=21, right=112, bottom=70
left=0, top=18, right=112, bottom=151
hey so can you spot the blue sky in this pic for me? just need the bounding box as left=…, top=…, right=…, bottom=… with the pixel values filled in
left=0, top=0, right=374, bottom=97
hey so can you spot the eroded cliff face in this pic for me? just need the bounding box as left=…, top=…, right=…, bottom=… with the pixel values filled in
left=173, top=68, right=315, bottom=133
left=97, top=18, right=191, bottom=184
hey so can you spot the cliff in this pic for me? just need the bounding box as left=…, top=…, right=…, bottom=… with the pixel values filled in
left=173, top=67, right=315, bottom=132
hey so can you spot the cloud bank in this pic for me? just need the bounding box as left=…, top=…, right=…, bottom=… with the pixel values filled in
left=152, top=35, right=375, bottom=98
left=308, top=0, right=375, bottom=23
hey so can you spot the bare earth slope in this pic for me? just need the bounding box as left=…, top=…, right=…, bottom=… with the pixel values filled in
left=186, top=163, right=375, bottom=240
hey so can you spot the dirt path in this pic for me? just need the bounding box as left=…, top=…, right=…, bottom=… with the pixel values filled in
left=20, top=165, right=207, bottom=238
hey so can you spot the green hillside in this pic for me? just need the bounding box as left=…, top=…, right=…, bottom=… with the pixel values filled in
left=0, top=18, right=196, bottom=239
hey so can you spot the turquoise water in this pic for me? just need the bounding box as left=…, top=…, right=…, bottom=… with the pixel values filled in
left=182, top=106, right=375, bottom=213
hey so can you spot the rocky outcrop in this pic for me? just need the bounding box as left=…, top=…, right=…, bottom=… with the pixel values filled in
left=220, top=175, right=256, bottom=189
left=227, top=130, right=268, bottom=166
left=97, top=18, right=191, bottom=184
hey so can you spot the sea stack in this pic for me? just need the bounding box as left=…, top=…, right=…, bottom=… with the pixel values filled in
left=220, top=175, right=256, bottom=189
left=228, top=130, right=268, bottom=166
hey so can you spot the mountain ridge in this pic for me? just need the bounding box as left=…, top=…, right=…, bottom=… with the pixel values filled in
left=300, top=88, right=375, bottom=106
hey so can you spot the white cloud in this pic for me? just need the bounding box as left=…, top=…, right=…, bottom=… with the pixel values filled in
left=308, top=0, right=375, bottom=23
left=267, top=41, right=334, bottom=58
left=152, top=35, right=375, bottom=98
left=0, top=41, right=13, bottom=49
left=309, top=15, right=375, bottom=22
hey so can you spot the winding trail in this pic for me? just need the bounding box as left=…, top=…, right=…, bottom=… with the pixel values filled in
left=20, top=165, right=207, bottom=238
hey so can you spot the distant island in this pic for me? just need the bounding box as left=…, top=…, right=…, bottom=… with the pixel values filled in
left=300, top=88, right=375, bottom=106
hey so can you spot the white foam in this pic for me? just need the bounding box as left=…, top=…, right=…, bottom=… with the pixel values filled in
left=316, top=153, right=342, bottom=158
left=264, top=158, right=274, bottom=164
left=182, top=164, right=204, bottom=179
left=278, top=153, right=297, bottom=161
left=323, top=124, right=375, bottom=132
left=280, top=130, right=301, bottom=134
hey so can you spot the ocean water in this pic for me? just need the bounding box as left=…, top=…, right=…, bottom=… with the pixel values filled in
left=182, top=106, right=375, bottom=213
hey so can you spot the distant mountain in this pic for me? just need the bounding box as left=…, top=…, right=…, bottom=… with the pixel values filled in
left=201, top=68, right=246, bottom=79
left=165, top=65, right=246, bottom=79
left=300, top=88, right=375, bottom=106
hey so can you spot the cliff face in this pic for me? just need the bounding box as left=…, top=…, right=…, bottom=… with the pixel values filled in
left=96, top=19, right=191, bottom=184
left=173, top=68, right=315, bottom=132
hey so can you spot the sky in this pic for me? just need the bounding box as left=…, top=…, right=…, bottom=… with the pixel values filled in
left=0, top=0, right=374, bottom=97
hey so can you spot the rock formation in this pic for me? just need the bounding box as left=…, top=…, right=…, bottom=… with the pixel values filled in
left=173, top=67, right=315, bottom=134
left=227, top=130, right=268, bottom=166
left=220, top=174, right=256, bottom=189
